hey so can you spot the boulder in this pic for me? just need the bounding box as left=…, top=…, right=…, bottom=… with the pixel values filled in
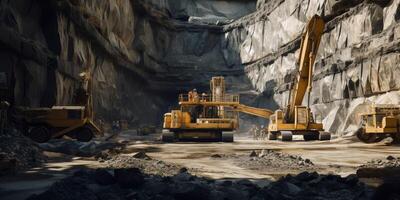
left=94, top=169, right=115, bottom=185
left=114, top=168, right=144, bottom=188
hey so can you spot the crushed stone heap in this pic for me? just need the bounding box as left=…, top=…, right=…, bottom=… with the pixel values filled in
left=27, top=169, right=374, bottom=200
left=0, top=129, right=45, bottom=174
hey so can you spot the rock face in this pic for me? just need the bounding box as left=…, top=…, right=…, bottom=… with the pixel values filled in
left=224, top=0, right=400, bottom=134
left=1, top=0, right=400, bottom=134
left=0, top=0, right=256, bottom=127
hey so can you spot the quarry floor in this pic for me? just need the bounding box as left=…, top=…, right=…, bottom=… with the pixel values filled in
left=1, top=134, right=399, bottom=200
left=125, top=135, right=399, bottom=181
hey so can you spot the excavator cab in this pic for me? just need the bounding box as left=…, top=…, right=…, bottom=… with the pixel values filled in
left=294, top=106, right=309, bottom=125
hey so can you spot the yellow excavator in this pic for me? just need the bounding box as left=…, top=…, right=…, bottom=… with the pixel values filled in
left=356, top=104, right=400, bottom=143
left=16, top=68, right=102, bottom=143
left=267, top=15, right=330, bottom=141
left=162, top=76, right=273, bottom=142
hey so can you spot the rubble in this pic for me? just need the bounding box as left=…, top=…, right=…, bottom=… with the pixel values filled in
left=0, top=129, right=45, bottom=173
left=114, top=168, right=144, bottom=188
left=357, top=156, right=400, bottom=178
left=38, top=139, right=125, bottom=157
left=213, top=150, right=315, bottom=171
left=210, top=154, right=222, bottom=158
left=104, top=154, right=185, bottom=177
left=27, top=169, right=374, bottom=200
left=249, top=150, right=258, bottom=157
left=372, top=177, right=400, bottom=200
left=359, top=156, right=400, bottom=168
left=132, top=151, right=152, bottom=160
left=93, top=169, right=115, bottom=185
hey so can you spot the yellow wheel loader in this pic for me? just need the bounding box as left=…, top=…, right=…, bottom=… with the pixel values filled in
left=267, top=15, right=330, bottom=141
left=162, top=77, right=273, bottom=142
left=356, top=104, right=400, bottom=143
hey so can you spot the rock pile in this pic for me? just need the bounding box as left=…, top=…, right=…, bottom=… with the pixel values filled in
left=27, top=169, right=373, bottom=200
left=360, top=155, right=400, bottom=168
left=0, top=129, right=44, bottom=173
left=213, top=150, right=315, bottom=171
left=132, top=151, right=152, bottom=160
left=357, top=155, right=400, bottom=179
left=103, top=153, right=184, bottom=177
left=38, top=139, right=125, bottom=157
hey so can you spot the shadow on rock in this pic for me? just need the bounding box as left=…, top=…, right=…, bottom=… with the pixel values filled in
left=38, top=139, right=125, bottom=157
left=27, top=169, right=376, bottom=200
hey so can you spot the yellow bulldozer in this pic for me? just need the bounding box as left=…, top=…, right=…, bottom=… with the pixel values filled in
left=267, top=15, right=330, bottom=141
left=162, top=76, right=273, bottom=142
left=356, top=104, right=400, bottom=143
left=15, top=70, right=102, bottom=143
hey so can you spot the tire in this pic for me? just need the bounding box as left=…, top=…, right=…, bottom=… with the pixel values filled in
left=161, top=131, right=175, bottom=143
left=281, top=131, right=293, bottom=141
left=375, top=135, right=386, bottom=143
left=391, top=132, right=400, bottom=144
left=28, top=126, right=51, bottom=143
left=356, top=128, right=377, bottom=143
left=303, top=132, right=319, bottom=141
left=66, top=131, right=77, bottom=139
left=76, top=127, right=94, bottom=142
left=222, top=132, right=234, bottom=142
left=268, top=132, right=277, bottom=140
left=319, top=132, right=331, bottom=141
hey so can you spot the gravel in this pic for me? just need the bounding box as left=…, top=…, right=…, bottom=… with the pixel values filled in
left=357, top=155, right=400, bottom=179
left=212, top=149, right=316, bottom=171
left=103, top=153, right=186, bottom=177
left=0, top=129, right=45, bottom=173
left=38, top=139, right=124, bottom=157
left=360, top=155, right=400, bottom=168
left=27, top=169, right=375, bottom=200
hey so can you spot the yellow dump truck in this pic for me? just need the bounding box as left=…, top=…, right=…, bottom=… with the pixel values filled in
left=357, top=104, right=400, bottom=143
left=15, top=69, right=102, bottom=143
left=17, top=106, right=102, bottom=143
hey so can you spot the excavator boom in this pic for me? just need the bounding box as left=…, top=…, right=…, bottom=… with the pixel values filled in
left=234, top=104, right=273, bottom=119
left=267, top=15, right=329, bottom=141
left=287, top=15, right=325, bottom=122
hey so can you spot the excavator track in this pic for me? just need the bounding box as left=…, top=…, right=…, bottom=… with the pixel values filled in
left=281, top=131, right=293, bottom=141
left=161, top=130, right=234, bottom=143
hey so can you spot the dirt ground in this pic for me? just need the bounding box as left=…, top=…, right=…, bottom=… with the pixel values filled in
left=123, top=135, right=400, bottom=179
left=1, top=133, right=399, bottom=200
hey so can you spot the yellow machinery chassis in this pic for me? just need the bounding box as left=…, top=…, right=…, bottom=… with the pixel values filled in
left=268, top=121, right=330, bottom=141
left=162, top=129, right=234, bottom=143
left=356, top=126, right=399, bottom=143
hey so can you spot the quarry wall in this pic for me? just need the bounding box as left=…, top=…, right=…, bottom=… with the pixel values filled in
left=229, top=0, right=400, bottom=134
left=1, top=0, right=400, bottom=134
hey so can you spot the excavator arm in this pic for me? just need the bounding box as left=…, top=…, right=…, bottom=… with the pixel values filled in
left=233, top=104, right=273, bottom=119
left=286, top=15, right=325, bottom=122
